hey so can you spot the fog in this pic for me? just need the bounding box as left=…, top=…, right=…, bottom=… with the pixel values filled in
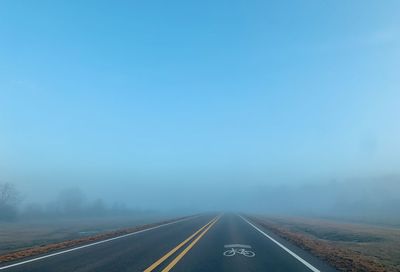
left=1, top=1, right=400, bottom=225
left=2, top=173, right=400, bottom=224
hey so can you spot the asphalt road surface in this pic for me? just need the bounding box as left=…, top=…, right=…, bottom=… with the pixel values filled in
left=0, top=214, right=337, bottom=272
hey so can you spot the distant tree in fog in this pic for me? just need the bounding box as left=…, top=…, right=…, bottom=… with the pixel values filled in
left=89, top=198, right=107, bottom=216
left=0, top=182, right=20, bottom=221
left=57, top=188, right=86, bottom=215
left=23, top=202, right=44, bottom=219
left=111, top=201, right=128, bottom=214
left=18, top=187, right=132, bottom=219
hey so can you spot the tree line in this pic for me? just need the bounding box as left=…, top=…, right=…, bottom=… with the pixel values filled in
left=0, top=182, right=131, bottom=221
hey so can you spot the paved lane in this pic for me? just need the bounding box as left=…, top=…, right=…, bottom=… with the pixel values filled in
left=0, top=214, right=336, bottom=272
left=0, top=215, right=215, bottom=272
left=170, top=214, right=337, bottom=272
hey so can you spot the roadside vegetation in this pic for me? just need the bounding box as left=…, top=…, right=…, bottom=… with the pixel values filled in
left=0, top=216, right=188, bottom=264
left=0, top=182, right=177, bottom=262
left=251, top=215, right=400, bottom=272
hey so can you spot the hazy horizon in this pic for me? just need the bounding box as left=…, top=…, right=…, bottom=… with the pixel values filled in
left=1, top=1, right=400, bottom=218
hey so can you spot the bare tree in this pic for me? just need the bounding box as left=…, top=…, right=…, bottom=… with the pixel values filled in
left=0, top=182, right=20, bottom=220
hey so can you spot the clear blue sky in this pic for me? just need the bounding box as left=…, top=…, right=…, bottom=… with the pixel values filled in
left=0, top=1, right=399, bottom=202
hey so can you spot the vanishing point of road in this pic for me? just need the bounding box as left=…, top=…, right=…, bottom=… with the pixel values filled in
left=0, top=214, right=337, bottom=272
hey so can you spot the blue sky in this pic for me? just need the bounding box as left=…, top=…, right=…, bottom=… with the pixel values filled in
left=1, top=1, right=400, bottom=203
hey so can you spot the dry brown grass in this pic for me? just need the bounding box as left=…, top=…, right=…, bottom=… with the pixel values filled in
left=250, top=216, right=400, bottom=272
left=0, top=216, right=190, bottom=264
left=0, top=215, right=168, bottom=255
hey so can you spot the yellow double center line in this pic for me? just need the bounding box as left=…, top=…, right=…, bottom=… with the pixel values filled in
left=144, top=215, right=220, bottom=272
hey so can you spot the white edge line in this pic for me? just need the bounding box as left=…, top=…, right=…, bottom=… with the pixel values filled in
left=0, top=216, right=198, bottom=270
left=240, top=215, right=321, bottom=272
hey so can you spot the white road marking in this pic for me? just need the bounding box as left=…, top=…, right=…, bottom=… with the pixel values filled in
left=240, top=215, right=321, bottom=272
left=223, top=247, right=255, bottom=258
left=224, top=244, right=252, bottom=248
left=0, top=216, right=198, bottom=270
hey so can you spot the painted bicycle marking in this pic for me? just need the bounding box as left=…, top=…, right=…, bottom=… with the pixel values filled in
left=223, top=244, right=255, bottom=257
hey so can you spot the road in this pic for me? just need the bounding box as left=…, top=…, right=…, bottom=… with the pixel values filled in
left=0, top=214, right=336, bottom=272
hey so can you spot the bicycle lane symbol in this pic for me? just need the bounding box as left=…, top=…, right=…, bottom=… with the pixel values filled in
left=223, top=244, right=255, bottom=258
